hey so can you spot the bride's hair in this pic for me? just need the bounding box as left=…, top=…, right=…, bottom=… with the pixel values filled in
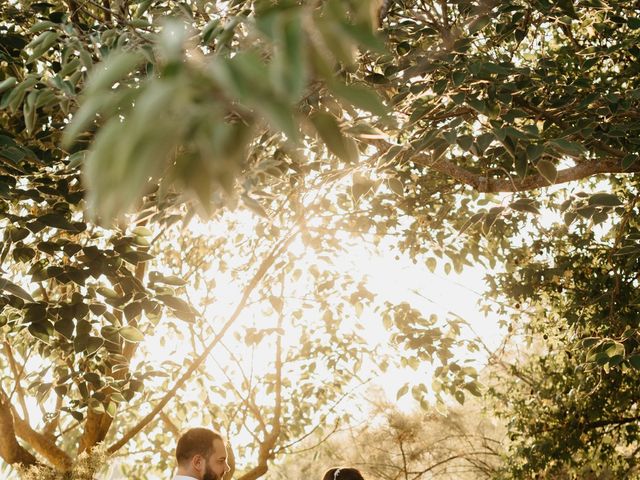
left=322, top=467, right=365, bottom=480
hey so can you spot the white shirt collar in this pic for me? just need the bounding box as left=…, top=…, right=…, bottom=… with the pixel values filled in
left=174, top=476, right=198, bottom=480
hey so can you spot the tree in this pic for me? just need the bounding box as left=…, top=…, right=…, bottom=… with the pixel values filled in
left=3, top=0, right=640, bottom=478
left=484, top=183, right=640, bottom=478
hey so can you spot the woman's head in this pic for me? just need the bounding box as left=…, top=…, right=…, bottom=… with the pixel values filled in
left=322, top=467, right=365, bottom=480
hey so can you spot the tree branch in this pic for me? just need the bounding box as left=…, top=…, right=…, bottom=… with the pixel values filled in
left=0, top=386, right=72, bottom=471
left=11, top=412, right=73, bottom=471
left=583, top=415, right=640, bottom=431
left=0, top=389, right=38, bottom=468
left=411, top=151, right=640, bottom=193
left=159, top=411, right=181, bottom=438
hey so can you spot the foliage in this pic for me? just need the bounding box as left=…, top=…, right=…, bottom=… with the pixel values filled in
left=485, top=182, right=640, bottom=478
left=1, top=0, right=388, bottom=220
left=3, top=0, right=640, bottom=478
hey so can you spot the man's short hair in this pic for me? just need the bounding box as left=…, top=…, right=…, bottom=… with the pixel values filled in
left=176, top=427, right=223, bottom=464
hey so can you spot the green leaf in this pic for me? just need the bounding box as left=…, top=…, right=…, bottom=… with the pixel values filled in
left=0, top=277, right=34, bottom=302
left=105, top=401, right=117, bottom=418
left=526, top=143, right=544, bottom=161
left=387, top=177, right=404, bottom=196
left=482, top=214, right=499, bottom=235
left=605, top=341, right=625, bottom=358
left=466, top=97, right=486, bottom=115
left=464, top=381, right=482, bottom=397
left=242, top=195, right=269, bottom=218
left=396, top=384, right=408, bottom=400
left=458, top=212, right=484, bottom=235
left=119, top=326, right=144, bottom=343
left=132, top=226, right=153, bottom=237
left=515, top=152, right=528, bottom=178
left=364, top=73, right=388, bottom=84
left=85, top=51, right=144, bottom=95
left=451, top=71, right=466, bottom=86
left=272, top=12, right=307, bottom=102
left=351, top=175, right=376, bottom=202
left=564, top=211, right=577, bottom=226
left=510, top=198, right=540, bottom=214
left=628, top=17, right=640, bottom=29
left=28, top=21, right=58, bottom=34
left=548, top=138, right=585, bottom=156
left=54, top=318, right=74, bottom=340
left=86, top=336, right=104, bottom=355
left=26, top=31, right=60, bottom=63
left=97, top=287, right=120, bottom=299
left=629, top=355, right=640, bottom=369
left=38, top=213, right=76, bottom=230
left=269, top=295, right=283, bottom=314
left=150, top=273, right=187, bottom=286
left=622, top=154, right=639, bottom=170
left=588, top=193, right=623, bottom=207
left=426, top=257, right=436, bottom=273
left=0, top=77, right=17, bottom=94
left=443, top=130, right=457, bottom=145
left=457, top=135, right=473, bottom=151
left=468, top=15, right=491, bottom=34
left=28, top=321, right=53, bottom=343
left=331, top=83, right=387, bottom=116
left=156, top=294, right=196, bottom=322
left=88, top=398, right=105, bottom=414
left=311, top=112, right=356, bottom=163
left=476, top=133, right=494, bottom=153
left=535, top=159, right=558, bottom=184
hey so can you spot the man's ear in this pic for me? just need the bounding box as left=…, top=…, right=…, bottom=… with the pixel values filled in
left=192, top=454, right=203, bottom=472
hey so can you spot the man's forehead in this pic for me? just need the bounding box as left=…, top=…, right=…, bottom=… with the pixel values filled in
left=212, top=438, right=227, bottom=457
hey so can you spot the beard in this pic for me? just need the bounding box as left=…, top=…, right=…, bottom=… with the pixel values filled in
left=202, top=464, right=220, bottom=480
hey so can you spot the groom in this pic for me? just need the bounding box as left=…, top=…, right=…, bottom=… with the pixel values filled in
left=174, top=427, right=230, bottom=480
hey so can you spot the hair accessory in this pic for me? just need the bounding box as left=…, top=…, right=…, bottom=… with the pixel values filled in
left=333, top=468, right=342, bottom=480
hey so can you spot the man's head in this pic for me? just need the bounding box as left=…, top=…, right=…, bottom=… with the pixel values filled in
left=175, top=427, right=229, bottom=480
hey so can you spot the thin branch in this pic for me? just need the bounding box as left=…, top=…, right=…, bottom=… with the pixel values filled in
left=274, top=378, right=372, bottom=454
left=399, top=437, right=409, bottom=480
left=43, top=395, right=63, bottom=439
left=235, top=275, right=285, bottom=480
left=159, top=411, right=181, bottom=437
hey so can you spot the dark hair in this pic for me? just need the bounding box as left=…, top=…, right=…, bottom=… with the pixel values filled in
left=322, top=467, right=365, bottom=480
left=176, top=427, right=223, bottom=464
